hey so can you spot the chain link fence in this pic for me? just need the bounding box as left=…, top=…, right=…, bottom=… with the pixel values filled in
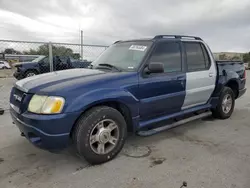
left=0, top=40, right=108, bottom=110
left=0, top=39, right=108, bottom=79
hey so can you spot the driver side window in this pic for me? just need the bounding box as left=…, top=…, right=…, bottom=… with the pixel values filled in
left=149, top=42, right=182, bottom=73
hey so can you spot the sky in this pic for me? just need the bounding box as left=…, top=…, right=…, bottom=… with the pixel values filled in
left=0, top=0, right=250, bottom=52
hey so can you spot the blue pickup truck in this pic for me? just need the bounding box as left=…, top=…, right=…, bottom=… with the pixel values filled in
left=13, top=55, right=91, bottom=80
left=10, top=35, right=246, bottom=164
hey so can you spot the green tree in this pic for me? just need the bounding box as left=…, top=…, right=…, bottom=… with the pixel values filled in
left=231, top=56, right=241, bottom=61
left=72, top=53, right=80, bottom=59
left=4, top=48, right=22, bottom=54
left=219, top=54, right=227, bottom=60
left=243, top=52, right=250, bottom=63
left=24, top=44, right=79, bottom=59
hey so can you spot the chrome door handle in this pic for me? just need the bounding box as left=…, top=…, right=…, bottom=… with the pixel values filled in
left=209, top=73, right=214, bottom=77
left=180, top=80, right=185, bottom=87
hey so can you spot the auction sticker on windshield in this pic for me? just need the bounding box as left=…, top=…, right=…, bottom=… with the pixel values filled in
left=129, top=45, right=147, bottom=51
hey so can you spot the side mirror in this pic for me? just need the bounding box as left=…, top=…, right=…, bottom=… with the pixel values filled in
left=146, top=62, right=164, bottom=74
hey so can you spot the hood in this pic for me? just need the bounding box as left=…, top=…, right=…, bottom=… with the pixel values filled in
left=15, top=69, right=137, bottom=95
left=14, top=61, right=37, bottom=67
left=15, top=69, right=105, bottom=93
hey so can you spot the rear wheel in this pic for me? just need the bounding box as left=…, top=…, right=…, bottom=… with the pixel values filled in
left=212, top=87, right=235, bottom=119
left=73, top=106, right=127, bottom=164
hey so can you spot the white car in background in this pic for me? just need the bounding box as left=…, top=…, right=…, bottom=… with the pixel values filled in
left=244, top=63, right=249, bottom=70
left=0, top=61, right=11, bottom=69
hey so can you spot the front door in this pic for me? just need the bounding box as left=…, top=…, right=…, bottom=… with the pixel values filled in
left=181, top=41, right=216, bottom=109
left=138, top=41, right=186, bottom=120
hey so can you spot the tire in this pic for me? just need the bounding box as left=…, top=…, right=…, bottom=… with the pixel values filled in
left=0, top=108, right=4, bottom=115
left=16, top=77, right=22, bottom=80
left=73, top=106, right=127, bottom=164
left=24, top=70, right=37, bottom=78
left=212, top=87, right=235, bottom=119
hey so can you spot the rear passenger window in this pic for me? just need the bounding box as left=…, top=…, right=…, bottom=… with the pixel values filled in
left=200, top=43, right=211, bottom=69
left=184, top=42, right=209, bottom=71
left=149, top=42, right=181, bottom=73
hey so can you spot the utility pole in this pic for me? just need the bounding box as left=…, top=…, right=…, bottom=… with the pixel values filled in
left=49, top=42, right=53, bottom=72
left=80, top=30, right=83, bottom=60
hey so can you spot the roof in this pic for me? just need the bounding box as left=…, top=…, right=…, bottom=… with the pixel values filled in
left=114, top=35, right=203, bottom=44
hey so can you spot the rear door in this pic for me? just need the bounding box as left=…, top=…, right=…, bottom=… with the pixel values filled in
left=181, top=41, right=216, bottom=109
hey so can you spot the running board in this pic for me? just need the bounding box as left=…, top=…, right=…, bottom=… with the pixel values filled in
left=137, top=111, right=212, bottom=136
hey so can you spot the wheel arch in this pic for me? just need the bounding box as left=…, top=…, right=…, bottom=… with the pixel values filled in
left=225, top=79, right=239, bottom=98
left=24, top=69, right=39, bottom=76
left=70, top=100, right=134, bottom=139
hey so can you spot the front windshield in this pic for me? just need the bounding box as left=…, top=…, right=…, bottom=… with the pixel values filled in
left=32, top=55, right=46, bottom=63
left=91, top=41, right=152, bottom=71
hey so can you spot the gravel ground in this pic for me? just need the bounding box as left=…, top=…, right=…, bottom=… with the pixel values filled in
left=0, top=73, right=250, bottom=188
left=0, top=77, right=14, bottom=110
left=0, top=69, right=14, bottom=78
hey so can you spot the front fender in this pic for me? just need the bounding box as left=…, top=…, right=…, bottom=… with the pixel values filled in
left=65, top=88, right=139, bottom=117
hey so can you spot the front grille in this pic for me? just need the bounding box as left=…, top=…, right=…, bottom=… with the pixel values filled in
left=10, top=87, right=28, bottom=113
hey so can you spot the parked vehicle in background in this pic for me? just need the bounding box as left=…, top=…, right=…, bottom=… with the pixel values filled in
left=0, top=61, right=11, bottom=69
left=10, top=35, right=246, bottom=164
left=13, top=55, right=92, bottom=79
left=244, top=62, right=249, bottom=70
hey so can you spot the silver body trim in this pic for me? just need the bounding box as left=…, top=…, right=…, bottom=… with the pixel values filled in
left=181, top=40, right=217, bottom=110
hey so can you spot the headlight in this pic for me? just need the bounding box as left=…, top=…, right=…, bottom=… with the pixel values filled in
left=28, top=95, right=65, bottom=114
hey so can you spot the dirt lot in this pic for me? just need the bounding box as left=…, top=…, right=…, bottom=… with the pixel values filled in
left=0, top=73, right=250, bottom=188
left=0, top=69, right=14, bottom=79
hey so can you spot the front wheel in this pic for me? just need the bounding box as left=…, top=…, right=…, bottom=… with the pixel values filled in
left=212, top=87, right=235, bottom=119
left=25, top=70, right=37, bottom=78
left=73, top=106, right=127, bottom=164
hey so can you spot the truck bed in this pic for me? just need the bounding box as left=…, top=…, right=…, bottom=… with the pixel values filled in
left=216, top=60, right=245, bottom=79
left=214, top=60, right=246, bottom=99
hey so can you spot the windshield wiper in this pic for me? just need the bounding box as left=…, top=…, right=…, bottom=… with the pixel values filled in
left=97, top=63, right=121, bottom=72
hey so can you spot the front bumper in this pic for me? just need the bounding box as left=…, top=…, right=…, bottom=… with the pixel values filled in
left=10, top=107, right=80, bottom=151
left=238, top=88, right=247, bottom=98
